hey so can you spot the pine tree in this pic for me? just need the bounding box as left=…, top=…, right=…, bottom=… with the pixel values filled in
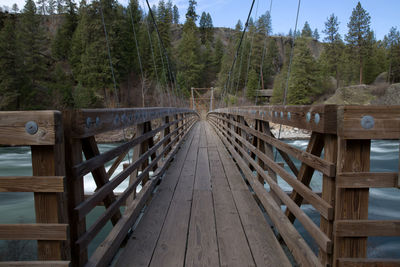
left=11, top=4, right=19, bottom=13
left=199, top=11, right=207, bottom=44
left=176, top=19, right=203, bottom=94
left=36, top=0, right=47, bottom=15
left=172, top=4, right=179, bottom=24
left=0, top=15, right=23, bottom=109
left=287, top=38, right=322, bottom=104
left=301, top=21, right=312, bottom=37
left=47, top=0, right=56, bottom=14
left=17, top=0, right=49, bottom=109
left=185, top=0, right=198, bottom=22
left=246, top=68, right=258, bottom=99
left=345, top=1, right=371, bottom=84
left=52, top=0, right=77, bottom=60
left=313, top=28, right=319, bottom=40
left=213, top=37, right=223, bottom=72
left=321, top=13, right=343, bottom=88
left=256, top=11, right=271, bottom=35
left=205, top=12, right=213, bottom=43
left=384, top=27, right=400, bottom=83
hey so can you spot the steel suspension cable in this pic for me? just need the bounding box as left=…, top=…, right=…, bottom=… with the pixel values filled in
left=255, top=0, right=273, bottom=105
left=128, top=4, right=146, bottom=107
left=275, top=0, right=301, bottom=161
left=219, top=0, right=256, bottom=107
left=244, top=0, right=260, bottom=97
left=145, top=0, right=178, bottom=107
left=99, top=2, right=119, bottom=107
left=141, top=2, right=172, bottom=107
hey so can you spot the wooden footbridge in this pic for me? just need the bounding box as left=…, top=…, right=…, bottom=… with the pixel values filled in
left=0, top=105, right=399, bottom=267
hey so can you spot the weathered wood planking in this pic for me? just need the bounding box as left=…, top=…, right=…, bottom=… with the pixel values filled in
left=210, top=104, right=338, bottom=134
left=319, top=134, right=337, bottom=266
left=0, top=111, right=62, bottom=145
left=86, top=120, right=197, bottom=267
left=210, top=120, right=332, bottom=253
left=334, top=220, right=400, bottom=237
left=210, top=114, right=335, bottom=177
left=31, top=143, right=67, bottom=261
left=148, top=127, right=199, bottom=267
left=0, top=176, right=64, bottom=192
left=285, top=132, right=325, bottom=223
left=337, top=172, right=398, bottom=188
left=202, top=124, right=255, bottom=267
left=115, top=125, right=199, bottom=267
left=337, top=106, right=400, bottom=139
left=0, top=261, right=70, bottom=266
left=210, top=118, right=333, bottom=220
left=337, top=258, right=400, bottom=267
left=0, top=224, right=68, bottom=240
left=333, top=139, right=371, bottom=261
left=185, top=187, right=219, bottom=266
left=210, top=122, right=291, bottom=266
left=211, top=121, right=322, bottom=266
left=67, top=108, right=197, bottom=138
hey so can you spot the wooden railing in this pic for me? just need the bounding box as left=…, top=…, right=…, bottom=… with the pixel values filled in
left=62, top=108, right=198, bottom=267
left=0, top=111, right=70, bottom=266
left=207, top=105, right=400, bottom=267
left=0, top=108, right=198, bottom=267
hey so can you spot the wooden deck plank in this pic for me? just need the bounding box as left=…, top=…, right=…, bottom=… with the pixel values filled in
left=185, top=190, right=219, bottom=267
left=205, top=124, right=256, bottom=267
left=208, top=122, right=292, bottom=267
left=185, top=131, right=219, bottom=266
left=114, top=123, right=199, bottom=267
left=148, top=125, right=200, bottom=267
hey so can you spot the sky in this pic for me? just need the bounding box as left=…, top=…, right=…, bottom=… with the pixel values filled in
left=2, top=0, right=399, bottom=40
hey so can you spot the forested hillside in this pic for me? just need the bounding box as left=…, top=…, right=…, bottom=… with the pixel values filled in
left=0, top=0, right=399, bottom=110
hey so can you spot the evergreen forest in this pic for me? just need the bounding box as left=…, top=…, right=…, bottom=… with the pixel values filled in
left=0, top=0, right=399, bottom=110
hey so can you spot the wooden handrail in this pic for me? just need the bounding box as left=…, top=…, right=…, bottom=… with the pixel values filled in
left=207, top=106, right=400, bottom=267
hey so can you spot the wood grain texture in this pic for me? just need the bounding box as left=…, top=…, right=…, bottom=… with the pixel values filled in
left=285, top=132, right=325, bottom=223
left=210, top=120, right=332, bottom=253
left=0, top=111, right=61, bottom=145
left=0, top=261, right=70, bottom=266
left=115, top=124, right=199, bottom=267
left=31, top=144, right=66, bottom=261
left=337, top=172, right=398, bottom=188
left=210, top=114, right=334, bottom=177
left=0, top=224, right=68, bottom=240
left=337, top=258, right=400, bottom=267
left=0, top=176, right=64, bottom=192
left=87, top=121, right=197, bottom=267
left=319, top=134, right=337, bottom=266
left=211, top=122, right=322, bottom=266
left=334, top=220, right=400, bottom=237
left=67, top=108, right=197, bottom=138
left=209, top=104, right=338, bottom=134
left=333, top=138, right=371, bottom=263
left=210, top=118, right=333, bottom=220
left=337, top=105, right=400, bottom=139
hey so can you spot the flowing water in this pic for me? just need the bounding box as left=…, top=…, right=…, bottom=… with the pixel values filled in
left=0, top=140, right=399, bottom=260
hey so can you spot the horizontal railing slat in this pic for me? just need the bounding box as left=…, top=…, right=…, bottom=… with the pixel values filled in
left=209, top=120, right=322, bottom=267
left=0, top=224, right=68, bottom=240
left=73, top=116, right=185, bottom=177
left=75, top=118, right=197, bottom=251
left=0, top=261, right=70, bottom=266
left=74, top=117, right=196, bottom=221
left=210, top=114, right=335, bottom=177
left=337, top=258, right=400, bottom=267
left=210, top=119, right=332, bottom=253
left=209, top=117, right=333, bottom=220
left=337, top=172, right=398, bottom=188
left=0, top=176, right=65, bottom=192
left=334, top=220, right=400, bottom=237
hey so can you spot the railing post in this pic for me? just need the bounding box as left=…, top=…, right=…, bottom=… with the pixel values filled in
left=333, top=138, right=370, bottom=266
left=63, top=110, right=87, bottom=266
left=319, top=134, right=337, bottom=266
left=31, top=112, right=69, bottom=261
